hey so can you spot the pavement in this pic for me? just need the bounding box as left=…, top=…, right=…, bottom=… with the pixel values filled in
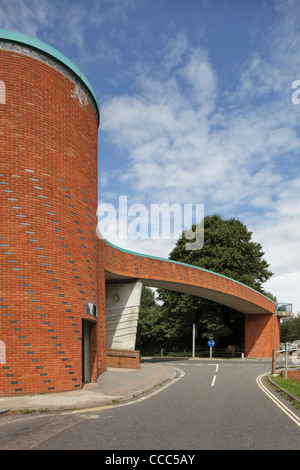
left=0, top=356, right=298, bottom=416
left=0, top=361, right=176, bottom=415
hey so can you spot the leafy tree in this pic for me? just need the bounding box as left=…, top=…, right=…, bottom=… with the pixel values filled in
left=170, top=214, right=273, bottom=294
left=135, top=287, right=165, bottom=355
left=157, top=214, right=275, bottom=349
left=280, top=315, right=300, bottom=343
left=157, top=290, right=244, bottom=349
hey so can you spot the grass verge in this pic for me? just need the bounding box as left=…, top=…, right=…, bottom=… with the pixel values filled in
left=267, top=374, right=300, bottom=410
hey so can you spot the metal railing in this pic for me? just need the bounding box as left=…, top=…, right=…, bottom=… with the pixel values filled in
left=157, top=348, right=244, bottom=359
left=276, top=303, right=293, bottom=317
left=276, top=303, right=293, bottom=312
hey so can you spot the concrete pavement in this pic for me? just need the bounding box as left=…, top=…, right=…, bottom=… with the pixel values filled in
left=1, top=356, right=298, bottom=416
left=0, top=362, right=175, bottom=415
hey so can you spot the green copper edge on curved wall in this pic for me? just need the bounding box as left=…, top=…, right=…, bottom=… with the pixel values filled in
left=0, top=28, right=100, bottom=123
left=99, top=234, right=276, bottom=305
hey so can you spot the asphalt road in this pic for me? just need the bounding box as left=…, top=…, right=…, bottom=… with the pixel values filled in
left=0, top=359, right=299, bottom=452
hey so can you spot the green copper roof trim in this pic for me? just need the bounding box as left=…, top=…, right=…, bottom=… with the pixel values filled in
left=0, top=29, right=99, bottom=123
left=100, top=235, right=276, bottom=306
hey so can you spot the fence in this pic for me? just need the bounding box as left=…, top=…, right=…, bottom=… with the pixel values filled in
left=157, top=348, right=244, bottom=359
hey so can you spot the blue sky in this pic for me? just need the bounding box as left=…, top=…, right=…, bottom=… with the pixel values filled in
left=1, top=0, right=300, bottom=313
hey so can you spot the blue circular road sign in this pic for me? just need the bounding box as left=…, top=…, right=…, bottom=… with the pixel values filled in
left=207, top=339, right=215, bottom=347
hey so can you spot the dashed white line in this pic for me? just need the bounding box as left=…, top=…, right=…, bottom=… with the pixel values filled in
left=172, top=363, right=220, bottom=386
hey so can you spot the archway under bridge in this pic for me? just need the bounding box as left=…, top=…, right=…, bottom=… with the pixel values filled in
left=101, top=240, right=285, bottom=367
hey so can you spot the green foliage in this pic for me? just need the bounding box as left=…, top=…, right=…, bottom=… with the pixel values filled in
left=269, top=375, right=300, bottom=405
left=157, top=290, right=245, bottom=349
left=135, top=287, right=165, bottom=355
left=170, top=214, right=273, bottom=295
left=136, top=214, right=275, bottom=353
left=280, top=315, right=300, bottom=343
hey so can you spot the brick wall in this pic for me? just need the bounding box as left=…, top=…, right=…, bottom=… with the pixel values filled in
left=244, top=313, right=280, bottom=357
left=282, top=370, right=300, bottom=383
left=0, top=48, right=99, bottom=396
left=100, top=240, right=279, bottom=358
left=100, top=240, right=276, bottom=316
left=96, top=248, right=107, bottom=376
left=0, top=37, right=281, bottom=397
left=106, top=348, right=140, bottom=369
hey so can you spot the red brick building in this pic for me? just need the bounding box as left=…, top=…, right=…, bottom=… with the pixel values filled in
left=0, top=30, right=282, bottom=396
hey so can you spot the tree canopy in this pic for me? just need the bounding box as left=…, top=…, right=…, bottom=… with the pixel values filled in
left=135, top=286, right=165, bottom=355
left=169, top=214, right=273, bottom=294
left=136, top=214, right=275, bottom=353
left=280, top=315, right=300, bottom=343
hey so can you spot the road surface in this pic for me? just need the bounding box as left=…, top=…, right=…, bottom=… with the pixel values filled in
left=0, top=359, right=299, bottom=451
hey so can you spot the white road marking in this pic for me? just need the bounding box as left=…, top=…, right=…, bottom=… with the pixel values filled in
left=256, top=372, right=300, bottom=428
left=173, top=362, right=220, bottom=386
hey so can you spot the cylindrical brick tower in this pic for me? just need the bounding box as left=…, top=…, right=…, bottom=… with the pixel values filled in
left=0, top=29, right=101, bottom=395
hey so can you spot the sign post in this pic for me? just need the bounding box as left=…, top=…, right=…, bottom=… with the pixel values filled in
left=272, top=348, right=276, bottom=374
left=207, top=339, right=215, bottom=359
left=285, top=342, right=289, bottom=378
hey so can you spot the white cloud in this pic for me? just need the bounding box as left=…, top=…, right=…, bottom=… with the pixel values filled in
left=101, top=40, right=296, bottom=212
left=265, top=273, right=300, bottom=314
left=0, top=0, right=54, bottom=37
left=1, top=0, right=299, bottom=313
left=100, top=4, right=300, bottom=312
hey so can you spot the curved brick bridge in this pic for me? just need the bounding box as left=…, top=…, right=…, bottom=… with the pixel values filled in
left=0, top=28, right=283, bottom=396
left=98, top=239, right=280, bottom=369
